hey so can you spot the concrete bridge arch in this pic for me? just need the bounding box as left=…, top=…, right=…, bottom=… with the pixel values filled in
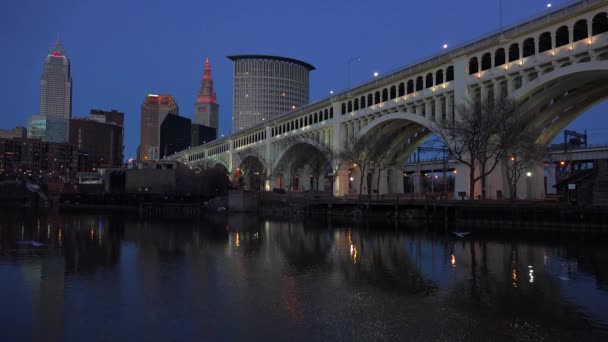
left=512, top=60, right=608, bottom=144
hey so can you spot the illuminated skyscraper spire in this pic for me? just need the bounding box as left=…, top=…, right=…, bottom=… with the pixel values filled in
left=194, top=57, right=219, bottom=132
left=196, top=58, right=217, bottom=104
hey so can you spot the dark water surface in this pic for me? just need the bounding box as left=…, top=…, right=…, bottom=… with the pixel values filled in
left=1, top=212, right=607, bottom=341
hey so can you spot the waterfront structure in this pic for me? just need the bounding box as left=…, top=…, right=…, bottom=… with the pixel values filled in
left=126, top=160, right=199, bottom=195
left=159, top=113, right=191, bottom=159
left=138, top=94, right=179, bottom=161
left=69, top=117, right=123, bottom=171
left=191, top=124, right=217, bottom=147
left=0, top=137, right=77, bottom=175
left=194, top=58, right=219, bottom=130
left=228, top=55, right=314, bottom=132
left=169, top=0, right=608, bottom=200
left=39, top=38, right=72, bottom=142
left=0, top=126, right=27, bottom=139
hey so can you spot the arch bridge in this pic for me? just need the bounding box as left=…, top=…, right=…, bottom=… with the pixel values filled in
left=168, top=0, right=608, bottom=199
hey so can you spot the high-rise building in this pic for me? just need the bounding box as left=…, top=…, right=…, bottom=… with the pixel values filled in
left=194, top=58, right=219, bottom=130
left=191, top=124, right=217, bottom=147
left=0, top=126, right=27, bottom=139
left=39, top=38, right=72, bottom=142
left=227, top=55, right=315, bottom=132
left=88, top=109, right=125, bottom=163
left=90, top=109, right=124, bottom=127
left=139, top=94, right=179, bottom=161
left=27, top=115, right=47, bottom=140
left=159, top=113, right=191, bottom=159
left=69, top=117, right=123, bottom=171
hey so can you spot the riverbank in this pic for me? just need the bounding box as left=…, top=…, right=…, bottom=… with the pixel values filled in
left=2, top=191, right=607, bottom=232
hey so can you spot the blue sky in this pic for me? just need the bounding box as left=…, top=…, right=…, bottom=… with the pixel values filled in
left=2, top=0, right=607, bottom=159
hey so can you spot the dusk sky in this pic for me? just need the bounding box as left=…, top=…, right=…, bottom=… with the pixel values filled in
left=3, top=0, right=607, bottom=159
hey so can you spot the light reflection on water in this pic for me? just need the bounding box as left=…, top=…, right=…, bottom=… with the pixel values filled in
left=0, top=212, right=607, bottom=341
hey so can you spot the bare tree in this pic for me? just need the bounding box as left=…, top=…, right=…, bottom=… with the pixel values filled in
left=308, top=151, right=328, bottom=191
left=340, top=134, right=376, bottom=198
left=193, top=160, right=229, bottom=196
left=439, top=97, right=519, bottom=200
left=278, top=144, right=307, bottom=191
left=370, top=134, right=399, bottom=199
left=325, top=148, right=343, bottom=197
left=504, top=133, right=545, bottom=200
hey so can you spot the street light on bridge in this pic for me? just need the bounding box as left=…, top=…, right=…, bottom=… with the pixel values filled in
left=347, top=57, right=360, bottom=88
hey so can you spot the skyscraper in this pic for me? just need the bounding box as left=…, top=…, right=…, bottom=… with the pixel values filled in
left=160, top=113, right=191, bottom=159
left=228, top=55, right=314, bottom=132
left=69, top=117, right=123, bottom=170
left=194, top=58, right=219, bottom=130
left=39, top=38, right=72, bottom=142
left=139, top=94, right=179, bottom=161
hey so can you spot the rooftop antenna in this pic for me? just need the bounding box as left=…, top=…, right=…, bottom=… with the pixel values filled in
left=499, top=0, right=503, bottom=31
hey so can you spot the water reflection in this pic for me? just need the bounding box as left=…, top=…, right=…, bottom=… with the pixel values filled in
left=0, top=211, right=607, bottom=341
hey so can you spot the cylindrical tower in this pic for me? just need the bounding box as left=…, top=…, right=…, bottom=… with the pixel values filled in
left=227, top=55, right=315, bottom=132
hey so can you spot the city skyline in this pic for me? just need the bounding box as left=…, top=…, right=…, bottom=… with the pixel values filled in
left=3, top=0, right=608, bottom=160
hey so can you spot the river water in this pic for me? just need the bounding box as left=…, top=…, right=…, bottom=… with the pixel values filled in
left=0, top=212, right=607, bottom=341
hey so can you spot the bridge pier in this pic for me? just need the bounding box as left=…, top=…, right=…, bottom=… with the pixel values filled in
left=412, top=172, right=423, bottom=195
left=334, top=169, right=350, bottom=197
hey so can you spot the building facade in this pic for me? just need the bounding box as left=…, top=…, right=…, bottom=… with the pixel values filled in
left=191, top=124, right=217, bottom=147
left=27, top=115, right=47, bottom=140
left=194, top=58, right=219, bottom=130
left=139, top=94, right=179, bottom=161
left=160, top=113, right=191, bottom=159
left=69, top=117, right=123, bottom=171
left=39, top=38, right=72, bottom=142
left=0, top=138, right=77, bottom=175
left=90, top=109, right=124, bottom=127
left=0, top=126, right=27, bottom=139
left=228, top=55, right=315, bottom=132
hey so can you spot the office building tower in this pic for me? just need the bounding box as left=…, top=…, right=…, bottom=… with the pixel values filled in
left=194, top=58, right=219, bottom=130
left=89, top=109, right=124, bottom=127
left=69, top=117, right=123, bottom=171
left=191, top=124, right=217, bottom=147
left=228, top=55, right=314, bottom=132
left=139, top=94, right=178, bottom=161
left=159, top=113, right=191, bottom=159
left=40, top=38, right=72, bottom=142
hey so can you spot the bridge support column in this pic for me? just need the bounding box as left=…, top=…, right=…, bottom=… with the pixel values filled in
left=412, top=172, right=423, bottom=195
left=453, top=58, right=467, bottom=108
left=524, top=164, right=545, bottom=200
left=484, top=161, right=506, bottom=200
left=453, top=163, right=469, bottom=199
left=493, top=80, right=501, bottom=101
left=447, top=95, right=454, bottom=123
left=545, top=163, right=558, bottom=195
left=389, top=167, right=404, bottom=194
left=334, top=168, right=350, bottom=197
